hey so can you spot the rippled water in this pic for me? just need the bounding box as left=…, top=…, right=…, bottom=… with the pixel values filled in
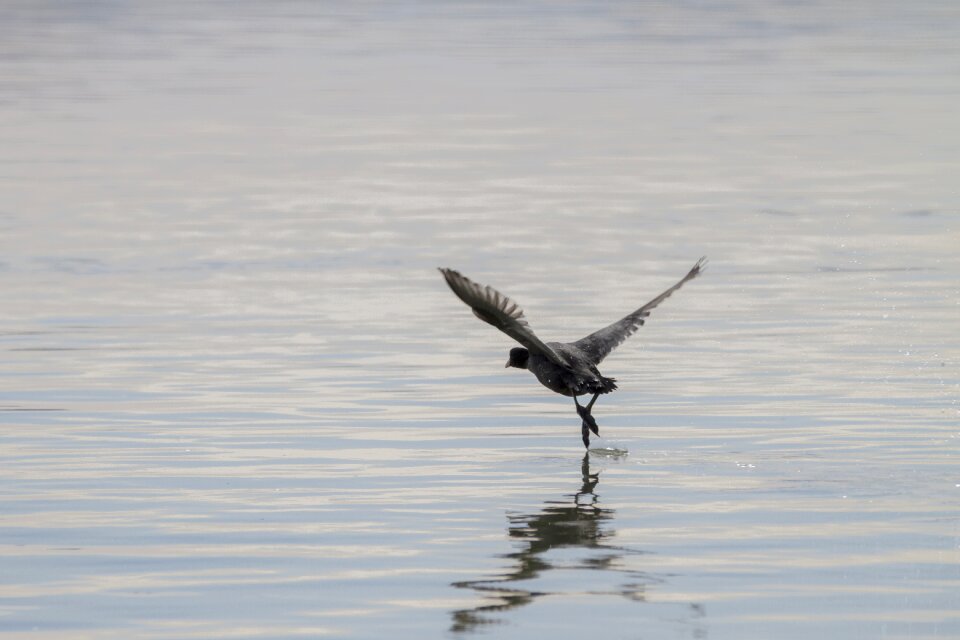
left=1, top=2, right=958, bottom=638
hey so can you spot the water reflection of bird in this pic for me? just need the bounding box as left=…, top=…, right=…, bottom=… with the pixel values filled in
left=439, top=258, right=705, bottom=447
left=450, top=455, right=624, bottom=633
left=450, top=456, right=706, bottom=636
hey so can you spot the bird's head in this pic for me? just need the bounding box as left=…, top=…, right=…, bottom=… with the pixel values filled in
left=505, top=347, right=529, bottom=369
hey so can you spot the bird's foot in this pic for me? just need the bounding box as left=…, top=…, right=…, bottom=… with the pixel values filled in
left=581, top=421, right=591, bottom=449
left=576, top=404, right=599, bottom=436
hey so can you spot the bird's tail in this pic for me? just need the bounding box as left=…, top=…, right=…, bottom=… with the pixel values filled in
left=601, top=376, right=618, bottom=393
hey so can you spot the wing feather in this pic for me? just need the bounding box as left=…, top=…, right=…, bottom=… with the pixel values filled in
left=438, top=268, right=568, bottom=367
left=573, top=257, right=706, bottom=364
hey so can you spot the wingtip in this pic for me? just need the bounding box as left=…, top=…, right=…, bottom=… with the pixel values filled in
left=439, top=268, right=474, bottom=299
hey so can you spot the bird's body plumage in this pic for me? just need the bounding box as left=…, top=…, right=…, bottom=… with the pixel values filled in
left=439, top=258, right=705, bottom=447
left=527, top=342, right=617, bottom=397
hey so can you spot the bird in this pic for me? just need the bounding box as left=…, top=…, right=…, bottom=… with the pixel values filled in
left=438, top=258, right=706, bottom=448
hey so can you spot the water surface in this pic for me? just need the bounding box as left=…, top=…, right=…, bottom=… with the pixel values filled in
left=1, top=2, right=958, bottom=638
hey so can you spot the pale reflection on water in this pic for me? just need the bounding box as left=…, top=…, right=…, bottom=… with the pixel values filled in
left=1, top=1, right=959, bottom=638
left=450, top=455, right=706, bottom=635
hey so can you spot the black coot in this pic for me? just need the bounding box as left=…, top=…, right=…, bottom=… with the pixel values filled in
left=439, top=257, right=706, bottom=448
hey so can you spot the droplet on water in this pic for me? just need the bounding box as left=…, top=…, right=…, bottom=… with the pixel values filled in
left=589, top=445, right=629, bottom=457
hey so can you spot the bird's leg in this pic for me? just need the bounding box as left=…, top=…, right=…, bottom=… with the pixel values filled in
left=576, top=394, right=600, bottom=435
left=585, top=391, right=601, bottom=412
left=573, top=396, right=590, bottom=448
left=574, top=395, right=599, bottom=449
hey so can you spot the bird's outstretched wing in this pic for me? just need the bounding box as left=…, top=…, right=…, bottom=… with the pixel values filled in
left=439, top=268, right=569, bottom=367
left=573, top=257, right=706, bottom=365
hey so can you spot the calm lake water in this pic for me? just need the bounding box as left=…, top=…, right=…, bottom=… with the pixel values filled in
left=1, top=1, right=958, bottom=638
